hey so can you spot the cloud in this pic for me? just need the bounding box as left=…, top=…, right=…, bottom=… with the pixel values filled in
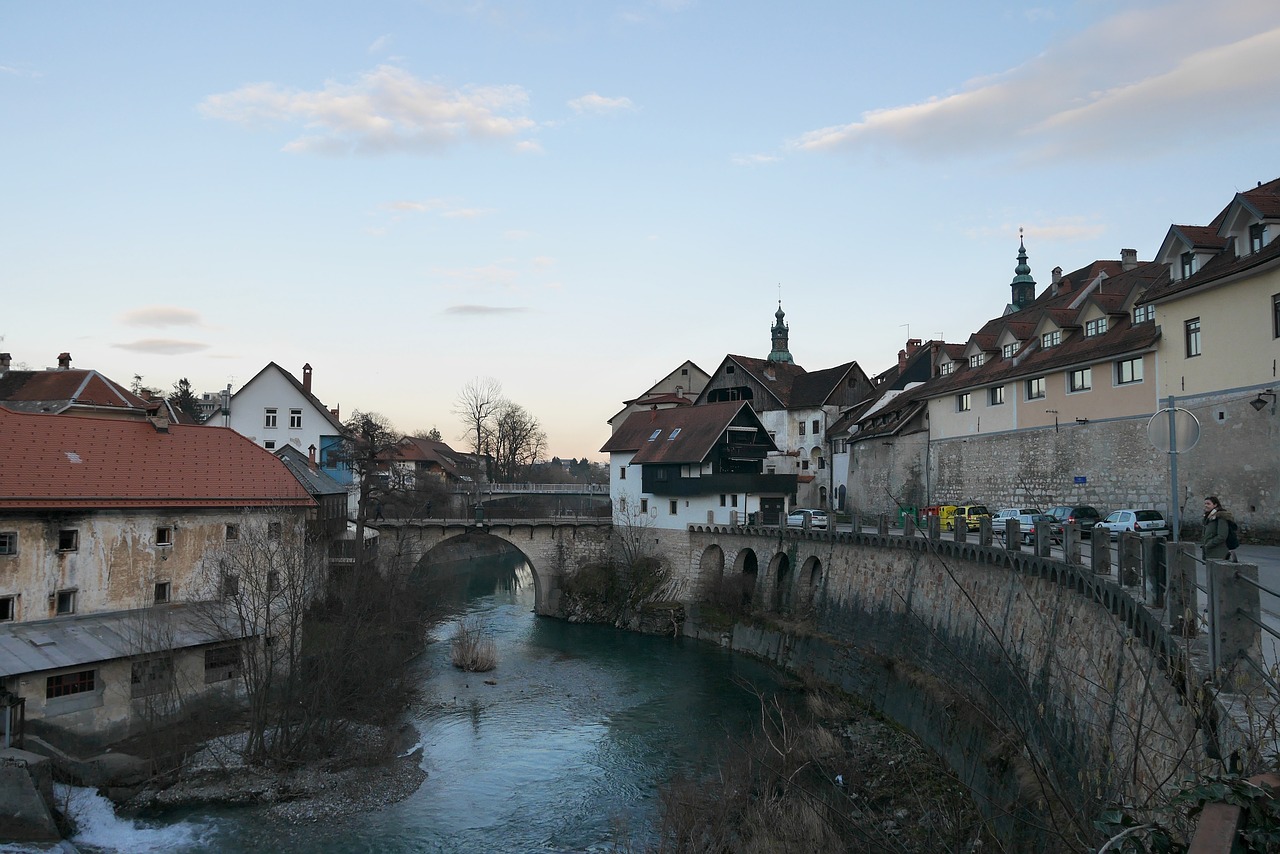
left=568, top=93, right=635, bottom=114
left=382, top=200, right=438, bottom=213
left=731, top=153, right=779, bottom=166
left=504, top=229, right=532, bottom=240
left=444, top=305, right=528, bottom=315
left=530, top=256, right=556, bottom=269
left=965, top=217, right=1107, bottom=242
left=200, top=65, right=537, bottom=155
left=118, top=306, right=203, bottom=327
left=441, top=207, right=493, bottom=219
left=0, top=64, right=41, bottom=78
left=514, top=139, right=544, bottom=154
left=791, top=1, right=1280, bottom=161
left=112, top=339, right=211, bottom=355
left=368, top=34, right=392, bottom=53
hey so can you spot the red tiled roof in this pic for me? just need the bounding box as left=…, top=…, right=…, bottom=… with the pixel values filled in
left=0, top=407, right=315, bottom=510
left=0, top=369, right=149, bottom=414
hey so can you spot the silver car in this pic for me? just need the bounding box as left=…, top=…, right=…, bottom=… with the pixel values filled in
left=1095, top=509, right=1168, bottom=538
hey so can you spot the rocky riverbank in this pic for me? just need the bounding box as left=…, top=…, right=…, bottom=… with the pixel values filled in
left=122, top=722, right=426, bottom=825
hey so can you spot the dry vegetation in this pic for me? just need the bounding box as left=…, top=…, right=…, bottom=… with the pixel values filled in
left=450, top=617, right=497, bottom=672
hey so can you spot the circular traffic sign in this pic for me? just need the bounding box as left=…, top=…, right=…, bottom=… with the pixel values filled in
left=1147, top=407, right=1200, bottom=454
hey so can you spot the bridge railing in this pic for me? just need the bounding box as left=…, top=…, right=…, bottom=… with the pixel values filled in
left=447, top=482, right=608, bottom=495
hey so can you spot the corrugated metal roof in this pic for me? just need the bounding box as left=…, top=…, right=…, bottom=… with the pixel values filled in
left=0, top=604, right=247, bottom=678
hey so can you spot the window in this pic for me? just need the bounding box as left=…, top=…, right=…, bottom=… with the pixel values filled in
left=940, top=362, right=955, bottom=375
left=1133, top=305, right=1154, bottom=324
left=619, top=466, right=626, bottom=480
left=0, top=532, right=15, bottom=555
left=289, top=409, right=302, bottom=429
left=205, top=644, right=241, bottom=684
left=1085, top=318, right=1108, bottom=337
left=267, top=521, right=282, bottom=540
left=1069, top=368, right=1092, bottom=392
left=153, top=582, right=170, bottom=604
left=648, top=429, right=662, bottom=441
left=222, top=574, right=240, bottom=598
left=1041, top=330, right=1061, bottom=348
left=1185, top=317, right=1201, bottom=357
left=801, top=460, right=809, bottom=470
left=0, top=596, right=14, bottom=622
left=731, top=494, right=738, bottom=508
left=957, top=393, right=971, bottom=412
left=1251, top=223, right=1267, bottom=254
left=720, top=495, right=727, bottom=507
left=1117, top=358, right=1143, bottom=385
left=1026, top=377, right=1046, bottom=400
left=1002, top=343, right=1017, bottom=358
left=55, top=590, right=76, bottom=615
left=226, top=524, right=240, bottom=540
left=812, top=419, right=820, bottom=435
left=669, top=500, right=678, bottom=515
left=798, top=421, right=805, bottom=435
left=681, top=368, right=688, bottom=375
left=1181, top=251, right=1197, bottom=279
left=766, top=466, right=776, bottom=474
left=267, top=570, right=280, bottom=592
left=1274, top=294, right=1280, bottom=339
left=46, top=669, right=95, bottom=699
left=156, top=526, right=172, bottom=547
left=639, top=499, right=648, bottom=514
left=968, top=354, right=984, bottom=368
left=989, top=385, right=1005, bottom=406
left=668, top=428, right=681, bottom=440
left=131, top=655, right=174, bottom=698
left=58, top=530, right=78, bottom=552
left=264, top=440, right=276, bottom=450
left=725, top=365, right=734, bottom=374
left=818, top=457, right=825, bottom=470
left=264, top=408, right=278, bottom=428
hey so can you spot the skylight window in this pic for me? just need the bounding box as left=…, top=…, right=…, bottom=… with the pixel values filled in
left=648, top=429, right=662, bottom=441
left=668, top=428, right=681, bottom=440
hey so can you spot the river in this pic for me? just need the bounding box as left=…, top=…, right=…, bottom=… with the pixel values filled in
left=53, top=553, right=791, bottom=853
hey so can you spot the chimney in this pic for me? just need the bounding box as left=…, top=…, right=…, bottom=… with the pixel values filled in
left=57, top=352, right=71, bottom=370
left=308, top=444, right=318, bottom=471
left=897, top=348, right=907, bottom=372
left=330, top=406, right=340, bottom=420
left=1121, top=248, right=1138, bottom=271
left=650, top=404, right=658, bottom=420
left=675, top=385, right=684, bottom=398
left=1052, top=266, right=1062, bottom=285
left=0, top=353, right=9, bottom=373
left=303, top=363, right=313, bottom=394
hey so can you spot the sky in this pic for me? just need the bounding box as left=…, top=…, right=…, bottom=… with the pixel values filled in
left=5, top=1, right=1280, bottom=460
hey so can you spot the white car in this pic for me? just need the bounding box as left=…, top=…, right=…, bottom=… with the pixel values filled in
left=991, top=507, right=1041, bottom=534
left=1095, top=509, right=1169, bottom=538
left=786, top=509, right=828, bottom=530
left=1002, top=513, right=1055, bottom=544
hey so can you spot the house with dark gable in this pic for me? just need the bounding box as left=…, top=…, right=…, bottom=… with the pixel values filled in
left=695, top=304, right=874, bottom=508
left=600, top=400, right=796, bottom=531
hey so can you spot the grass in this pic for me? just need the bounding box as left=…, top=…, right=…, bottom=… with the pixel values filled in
left=450, top=618, right=497, bottom=672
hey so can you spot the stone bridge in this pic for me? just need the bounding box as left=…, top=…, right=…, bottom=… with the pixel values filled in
left=380, top=518, right=1253, bottom=846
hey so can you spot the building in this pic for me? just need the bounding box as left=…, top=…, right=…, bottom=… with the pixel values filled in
left=0, top=352, right=153, bottom=420
left=695, top=304, right=874, bottom=507
left=0, top=407, right=315, bottom=743
left=606, top=360, right=710, bottom=434
left=600, top=400, right=796, bottom=531
left=219, top=362, right=351, bottom=486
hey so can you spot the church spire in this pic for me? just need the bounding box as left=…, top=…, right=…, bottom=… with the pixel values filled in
left=768, top=301, right=793, bottom=363
left=1010, top=229, right=1036, bottom=310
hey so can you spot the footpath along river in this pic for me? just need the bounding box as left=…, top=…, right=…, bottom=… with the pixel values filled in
left=51, top=553, right=793, bottom=853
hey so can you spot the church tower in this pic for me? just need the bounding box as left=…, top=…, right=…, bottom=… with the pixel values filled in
left=767, top=301, right=793, bottom=363
left=1010, top=233, right=1036, bottom=310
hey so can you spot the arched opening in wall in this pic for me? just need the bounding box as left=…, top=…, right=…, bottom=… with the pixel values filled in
left=838, top=484, right=846, bottom=511
left=734, top=548, right=759, bottom=607
left=413, top=530, right=539, bottom=614
left=770, top=553, right=793, bottom=614
left=818, top=486, right=828, bottom=508
left=697, top=544, right=725, bottom=584
left=800, top=555, right=822, bottom=616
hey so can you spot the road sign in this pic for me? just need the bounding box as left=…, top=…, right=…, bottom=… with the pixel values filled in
left=1147, top=407, right=1200, bottom=454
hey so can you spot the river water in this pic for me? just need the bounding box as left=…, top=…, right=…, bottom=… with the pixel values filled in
left=53, top=554, right=790, bottom=854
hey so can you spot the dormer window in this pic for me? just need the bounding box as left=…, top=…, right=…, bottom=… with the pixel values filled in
left=648, top=429, right=662, bottom=441
left=1134, top=305, right=1154, bottom=324
left=1001, top=342, right=1017, bottom=358
left=1180, top=251, right=1197, bottom=280
left=940, top=362, right=955, bottom=375
left=1042, top=330, right=1061, bottom=348
left=1085, top=318, right=1108, bottom=337
left=968, top=354, right=984, bottom=368
left=667, top=428, right=681, bottom=440
left=1251, top=223, right=1268, bottom=254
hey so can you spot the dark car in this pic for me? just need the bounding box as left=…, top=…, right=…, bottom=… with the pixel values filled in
left=1047, top=505, right=1103, bottom=539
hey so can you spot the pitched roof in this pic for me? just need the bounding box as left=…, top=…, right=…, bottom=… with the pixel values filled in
left=723, top=355, right=809, bottom=408
left=392, top=435, right=479, bottom=480
left=0, top=368, right=150, bottom=415
left=788, top=361, right=863, bottom=407
left=0, top=406, right=315, bottom=510
left=600, top=400, right=776, bottom=464
left=275, top=444, right=348, bottom=497
left=235, top=362, right=344, bottom=433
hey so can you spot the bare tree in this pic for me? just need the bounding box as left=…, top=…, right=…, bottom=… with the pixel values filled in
left=334, top=410, right=400, bottom=564
left=452, top=377, right=504, bottom=475
left=491, top=401, right=547, bottom=481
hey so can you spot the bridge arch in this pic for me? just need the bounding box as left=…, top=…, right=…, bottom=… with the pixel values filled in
left=733, top=548, right=759, bottom=605
left=697, top=544, right=724, bottom=585
left=769, top=552, right=792, bottom=614
left=799, top=555, right=822, bottom=616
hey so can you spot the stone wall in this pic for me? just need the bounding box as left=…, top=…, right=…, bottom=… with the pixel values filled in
left=683, top=527, right=1219, bottom=847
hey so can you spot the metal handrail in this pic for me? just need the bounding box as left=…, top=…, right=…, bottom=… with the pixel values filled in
left=1240, top=652, right=1280, bottom=694
left=1234, top=607, right=1280, bottom=643
left=1231, top=569, right=1280, bottom=600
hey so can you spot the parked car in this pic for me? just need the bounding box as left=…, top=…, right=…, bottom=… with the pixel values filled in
left=1007, top=513, right=1055, bottom=544
left=786, top=508, right=828, bottom=530
left=1095, top=509, right=1169, bottom=538
left=946, top=504, right=991, bottom=532
left=991, top=507, right=1042, bottom=535
left=1046, top=505, right=1103, bottom=539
